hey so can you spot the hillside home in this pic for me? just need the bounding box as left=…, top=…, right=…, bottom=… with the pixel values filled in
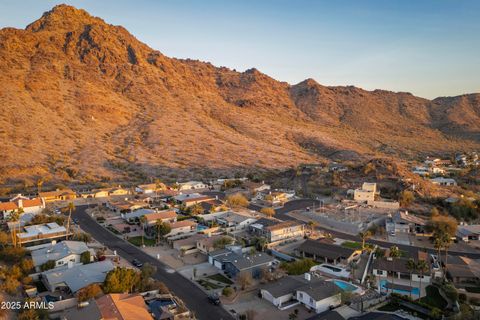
left=135, top=183, right=166, bottom=194
left=250, top=218, right=304, bottom=244
left=372, top=251, right=431, bottom=297
left=386, top=211, right=427, bottom=235
left=353, top=183, right=377, bottom=202
left=177, top=181, right=208, bottom=190
left=42, top=260, right=114, bottom=293
left=446, top=255, right=480, bottom=288
left=144, top=210, right=177, bottom=226
left=30, top=240, right=93, bottom=272
left=259, top=190, right=295, bottom=206
left=16, top=222, right=71, bottom=247
left=0, top=195, right=45, bottom=219
left=39, top=189, right=77, bottom=202
left=107, top=199, right=149, bottom=214
left=295, top=239, right=361, bottom=266
left=243, top=181, right=271, bottom=194
left=174, top=193, right=215, bottom=207
left=430, top=177, right=457, bottom=186
left=456, top=225, right=480, bottom=242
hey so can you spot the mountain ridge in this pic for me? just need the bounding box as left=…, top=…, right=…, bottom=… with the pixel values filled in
left=0, top=4, right=479, bottom=184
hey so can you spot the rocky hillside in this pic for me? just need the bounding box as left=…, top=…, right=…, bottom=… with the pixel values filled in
left=0, top=5, right=479, bottom=184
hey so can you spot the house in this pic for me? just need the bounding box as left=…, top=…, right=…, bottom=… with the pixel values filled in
left=42, top=260, right=114, bottom=293
left=165, top=220, right=197, bottom=238
left=39, top=189, right=77, bottom=202
left=172, top=234, right=204, bottom=254
left=386, top=211, right=427, bottom=235
left=296, top=280, right=341, bottom=314
left=108, top=187, right=131, bottom=197
left=196, top=235, right=234, bottom=254
left=122, top=208, right=157, bottom=221
left=456, top=225, right=480, bottom=242
left=260, top=191, right=295, bottom=206
left=0, top=195, right=46, bottom=219
left=412, top=166, right=429, bottom=177
left=144, top=210, right=177, bottom=226
left=174, top=193, right=215, bottom=207
left=261, top=276, right=306, bottom=308
left=96, top=293, right=153, bottom=320
left=295, top=240, right=361, bottom=266
left=30, top=240, right=93, bottom=272
left=243, top=181, right=271, bottom=194
left=353, top=183, right=377, bottom=202
left=135, top=183, right=166, bottom=194
left=16, top=222, right=71, bottom=247
left=250, top=218, right=304, bottom=244
left=107, top=199, right=149, bottom=214
left=208, top=246, right=275, bottom=278
left=372, top=251, right=431, bottom=297
left=350, top=312, right=407, bottom=320
left=446, top=255, right=480, bottom=288
left=199, top=199, right=223, bottom=213
left=430, top=177, right=457, bottom=186
left=215, top=211, right=258, bottom=232
left=177, top=181, right=208, bottom=191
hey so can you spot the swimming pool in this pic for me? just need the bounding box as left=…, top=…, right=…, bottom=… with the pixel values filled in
left=333, top=280, right=358, bottom=292
left=380, top=280, right=419, bottom=296
left=197, top=225, right=209, bottom=231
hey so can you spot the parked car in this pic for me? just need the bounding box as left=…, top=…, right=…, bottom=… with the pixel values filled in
left=132, top=259, right=143, bottom=268
left=207, top=293, right=221, bottom=305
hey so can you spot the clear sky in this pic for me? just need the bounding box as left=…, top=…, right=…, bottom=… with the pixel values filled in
left=1, top=0, right=479, bottom=99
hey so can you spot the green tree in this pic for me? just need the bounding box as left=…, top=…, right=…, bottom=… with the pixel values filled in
left=20, top=259, right=34, bottom=274
left=155, top=220, right=171, bottom=244
left=389, top=246, right=400, bottom=294
left=190, top=203, right=204, bottom=216
left=2, top=275, right=20, bottom=295
left=358, top=231, right=372, bottom=250
left=138, top=263, right=157, bottom=291
left=237, top=271, right=253, bottom=290
left=222, top=286, right=234, bottom=297
left=213, top=236, right=234, bottom=249
left=80, top=251, right=91, bottom=264
left=73, top=232, right=92, bottom=243
left=40, top=260, right=56, bottom=271
left=103, top=267, right=140, bottom=293
left=139, top=216, right=147, bottom=247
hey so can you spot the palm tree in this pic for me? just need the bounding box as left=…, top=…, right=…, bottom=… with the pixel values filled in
left=65, top=202, right=75, bottom=240
left=139, top=216, right=147, bottom=247
left=358, top=231, right=372, bottom=250
left=406, top=258, right=416, bottom=299
left=389, top=246, right=400, bottom=294
left=155, top=219, right=163, bottom=245
left=433, top=235, right=443, bottom=269
left=442, top=233, right=452, bottom=278
left=8, top=210, right=20, bottom=247
left=416, top=260, right=429, bottom=299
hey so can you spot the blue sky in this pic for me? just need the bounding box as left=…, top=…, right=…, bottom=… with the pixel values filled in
left=1, top=0, right=479, bottom=99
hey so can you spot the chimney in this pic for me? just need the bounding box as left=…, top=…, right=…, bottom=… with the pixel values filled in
left=18, top=199, right=23, bottom=209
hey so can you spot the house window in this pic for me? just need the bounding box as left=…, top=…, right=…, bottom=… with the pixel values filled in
left=58, top=261, right=64, bottom=265
left=310, top=297, right=314, bottom=304
left=298, top=293, right=303, bottom=299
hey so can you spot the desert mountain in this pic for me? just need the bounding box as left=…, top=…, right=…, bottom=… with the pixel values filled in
left=0, top=4, right=479, bottom=184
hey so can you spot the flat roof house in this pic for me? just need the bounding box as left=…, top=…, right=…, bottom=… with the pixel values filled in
left=430, top=177, right=457, bottom=186
left=42, top=260, right=114, bottom=293
left=30, top=240, right=92, bottom=272
left=216, top=211, right=258, bottom=232
left=457, top=225, right=480, bottom=242
left=16, top=222, right=71, bottom=247
left=295, top=240, right=361, bottom=266
left=386, top=211, right=427, bottom=235
left=250, top=218, right=304, bottom=244
left=178, top=181, right=208, bottom=191
left=174, top=193, right=215, bottom=207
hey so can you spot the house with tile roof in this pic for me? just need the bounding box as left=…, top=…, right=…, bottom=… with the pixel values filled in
left=96, top=293, right=153, bottom=320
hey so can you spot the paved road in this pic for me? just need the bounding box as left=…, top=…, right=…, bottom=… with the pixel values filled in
left=72, top=205, right=233, bottom=320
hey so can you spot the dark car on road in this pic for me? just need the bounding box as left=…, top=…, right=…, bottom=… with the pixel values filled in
left=207, top=293, right=221, bottom=305
left=132, top=259, right=143, bottom=268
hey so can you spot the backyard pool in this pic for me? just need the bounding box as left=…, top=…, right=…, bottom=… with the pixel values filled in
left=197, top=225, right=209, bottom=231
left=333, top=280, right=358, bottom=292
left=380, top=280, right=420, bottom=296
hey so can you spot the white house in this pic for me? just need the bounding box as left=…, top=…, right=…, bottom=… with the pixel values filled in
left=296, top=280, right=341, bottom=313
left=30, top=241, right=93, bottom=272
left=215, top=211, right=258, bottom=232
left=0, top=195, right=45, bottom=220
left=177, top=181, right=208, bottom=191
left=166, top=220, right=197, bottom=238
left=430, top=177, right=457, bottom=186
left=261, top=277, right=305, bottom=309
